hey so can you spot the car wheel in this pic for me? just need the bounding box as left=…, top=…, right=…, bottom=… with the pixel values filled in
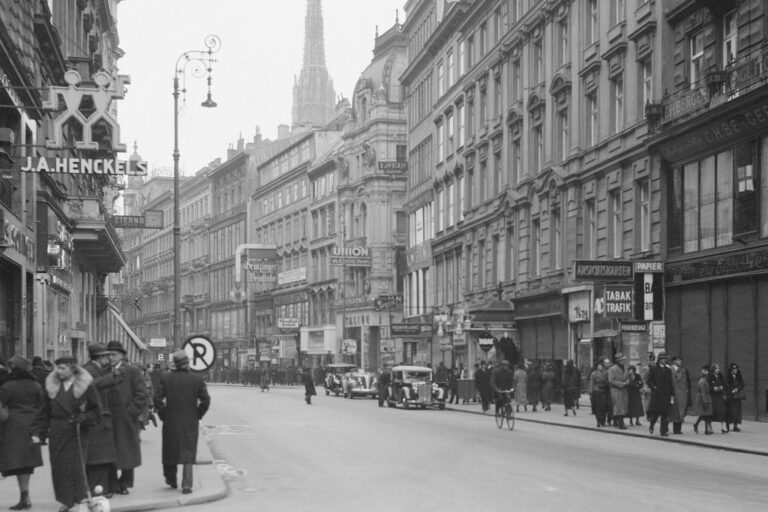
left=438, top=402, right=446, bottom=410
left=401, top=393, right=409, bottom=409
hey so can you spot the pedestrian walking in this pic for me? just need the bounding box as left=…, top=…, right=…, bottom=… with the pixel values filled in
left=302, top=367, right=316, bottom=404
left=540, top=363, right=555, bottom=411
left=30, top=356, right=50, bottom=388
left=562, top=360, right=579, bottom=416
left=155, top=350, right=211, bottom=494
left=692, top=365, right=713, bottom=435
left=105, top=340, right=148, bottom=495
left=0, top=356, right=44, bottom=510
left=639, top=352, right=655, bottom=414
left=669, top=356, right=690, bottom=434
left=82, top=343, right=119, bottom=496
left=709, top=363, right=728, bottom=433
left=447, top=367, right=458, bottom=404
left=588, top=360, right=609, bottom=427
left=646, top=352, right=674, bottom=436
left=526, top=364, right=542, bottom=412
left=725, top=362, right=745, bottom=432
left=474, top=360, right=492, bottom=413
left=608, top=353, right=629, bottom=429
left=31, top=356, right=101, bottom=512
left=377, top=367, right=391, bottom=407
left=626, top=365, right=644, bottom=426
left=513, top=364, right=528, bottom=412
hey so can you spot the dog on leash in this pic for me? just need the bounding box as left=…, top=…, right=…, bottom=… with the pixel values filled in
left=70, top=486, right=110, bottom=512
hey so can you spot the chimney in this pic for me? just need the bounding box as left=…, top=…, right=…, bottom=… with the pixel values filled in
left=254, top=126, right=262, bottom=144
left=277, top=124, right=290, bottom=139
left=226, top=143, right=236, bottom=160
left=237, top=133, right=245, bottom=151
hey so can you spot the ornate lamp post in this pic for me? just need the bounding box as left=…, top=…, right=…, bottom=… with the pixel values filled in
left=172, top=35, right=221, bottom=348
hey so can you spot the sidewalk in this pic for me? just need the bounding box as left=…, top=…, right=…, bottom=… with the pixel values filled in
left=0, top=421, right=227, bottom=511
left=447, top=394, right=768, bottom=456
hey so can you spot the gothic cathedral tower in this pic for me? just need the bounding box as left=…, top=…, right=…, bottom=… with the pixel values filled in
left=292, top=0, right=336, bottom=130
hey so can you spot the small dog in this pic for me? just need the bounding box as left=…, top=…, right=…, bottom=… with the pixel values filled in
left=70, top=486, right=111, bottom=512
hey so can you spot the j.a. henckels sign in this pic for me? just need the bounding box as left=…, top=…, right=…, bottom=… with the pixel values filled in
left=18, top=156, right=148, bottom=176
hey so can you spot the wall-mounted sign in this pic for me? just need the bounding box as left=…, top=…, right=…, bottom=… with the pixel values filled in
left=634, top=260, right=664, bottom=273
left=113, top=211, right=163, bottom=229
left=149, top=338, right=167, bottom=348
left=568, top=291, right=591, bottom=323
left=331, top=246, right=372, bottom=267
left=574, top=260, right=634, bottom=281
left=620, top=321, right=647, bottom=333
left=19, top=156, right=147, bottom=176
left=342, top=339, right=357, bottom=355
left=374, top=294, right=403, bottom=311
left=604, top=285, right=634, bottom=318
left=391, top=323, right=430, bottom=336
left=277, top=317, right=299, bottom=329
left=378, top=161, right=408, bottom=173
left=277, top=267, right=306, bottom=285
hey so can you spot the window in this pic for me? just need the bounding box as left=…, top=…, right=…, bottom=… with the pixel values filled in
left=734, top=141, right=756, bottom=235
left=532, top=125, right=543, bottom=172
left=532, top=218, right=540, bottom=276
left=466, top=35, right=474, bottom=69
left=510, top=0, right=521, bottom=24
left=505, top=225, right=515, bottom=281
left=586, top=91, right=598, bottom=146
left=637, top=180, right=651, bottom=252
left=493, top=235, right=502, bottom=284
left=556, top=104, right=569, bottom=161
left=585, top=199, right=596, bottom=259
left=479, top=82, right=488, bottom=128
left=532, top=38, right=543, bottom=85
left=437, top=121, right=445, bottom=162
left=478, top=240, right=485, bottom=288
left=437, top=188, right=444, bottom=233
left=511, top=59, right=522, bottom=103
left=447, top=50, right=455, bottom=88
left=466, top=167, right=474, bottom=209
left=610, top=190, right=622, bottom=258
left=640, top=59, right=653, bottom=108
left=494, top=72, right=502, bottom=118
left=479, top=159, right=487, bottom=202
left=458, top=174, right=465, bottom=222
left=493, top=151, right=502, bottom=192
left=723, top=11, right=737, bottom=64
left=586, top=0, right=599, bottom=45
left=611, top=0, right=625, bottom=26
left=494, top=8, right=502, bottom=43
left=457, top=103, right=465, bottom=147
left=511, top=138, right=521, bottom=184
left=446, top=112, right=455, bottom=154
left=447, top=181, right=455, bottom=227
left=690, top=31, right=704, bottom=87
left=552, top=208, right=562, bottom=270
left=480, top=23, right=487, bottom=55
left=557, top=19, right=569, bottom=67
left=611, top=76, right=624, bottom=134
left=459, top=40, right=466, bottom=76
left=467, top=92, right=475, bottom=139
left=437, top=61, right=444, bottom=97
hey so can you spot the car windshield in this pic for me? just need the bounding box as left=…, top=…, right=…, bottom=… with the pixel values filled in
left=404, top=371, right=431, bottom=380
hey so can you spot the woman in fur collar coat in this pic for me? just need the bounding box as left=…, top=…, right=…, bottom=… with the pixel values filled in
left=31, top=357, right=101, bottom=512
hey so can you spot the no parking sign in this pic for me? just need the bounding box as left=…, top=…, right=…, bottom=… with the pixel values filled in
left=181, top=335, right=217, bottom=372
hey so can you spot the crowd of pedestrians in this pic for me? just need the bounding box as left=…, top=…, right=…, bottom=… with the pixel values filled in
left=0, top=342, right=210, bottom=511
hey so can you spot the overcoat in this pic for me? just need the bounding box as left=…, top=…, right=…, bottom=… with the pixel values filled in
left=513, top=368, right=527, bottom=404
left=669, top=365, right=690, bottom=423
left=108, top=361, right=147, bottom=470
left=32, top=367, right=101, bottom=508
left=155, top=369, right=210, bottom=465
left=725, top=371, right=745, bottom=424
left=607, top=363, right=628, bottom=416
left=709, top=371, right=727, bottom=422
left=474, top=367, right=492, bottom=401
left=626, top=373, right=645, bottom=418
left=693, top=377, right=712, bottom=417
left=82, top=360, right=117, bottom=465
left=646, top=364, right=674, bottom=415
left=526, top=366, right=542, bottom=405
left=540, top=369, right=556, bottom=405
left=0, top=369, right=44, bottom=475
left=303, top=370, right=317, bottom=397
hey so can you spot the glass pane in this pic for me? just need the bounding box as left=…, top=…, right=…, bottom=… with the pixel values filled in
left=716, top=151, right=733, bottom=246
left=683, top=162, right=699, bottom=253
left=700, top=157, right=715, bottom=250
left=734, top=141, right=757, bottom=234
left=763, top=138, right=768, bottom=236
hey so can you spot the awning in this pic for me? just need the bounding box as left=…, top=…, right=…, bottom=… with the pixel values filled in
left=593, top=329, right=619, bottom=338
left=469, top=299, right=514, bottom=324
left=109, top=307, right=148, bottom=351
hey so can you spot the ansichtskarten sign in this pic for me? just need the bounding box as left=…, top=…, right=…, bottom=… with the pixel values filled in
left=18, top=156, right=148, bottom=176
left=573, top=260, right=634, bottom=281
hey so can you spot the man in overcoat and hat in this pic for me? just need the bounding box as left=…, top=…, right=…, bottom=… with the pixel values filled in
left=155, top=350, right=210, bottom=494
left=646, top=352, right=675, bottom=437
left=105, top=340, right=147, bottom=495
left=82, top=343, right=120, bottom=496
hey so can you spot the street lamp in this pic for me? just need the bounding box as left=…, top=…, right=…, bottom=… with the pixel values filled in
left=172, top=34, right=221, bottom=349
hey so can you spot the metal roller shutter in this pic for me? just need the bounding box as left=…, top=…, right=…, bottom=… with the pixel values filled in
left=519, top=321, right=536, bottom=362
left=553, top=317, right=568, bottom=360
left=727, top=279, right=756, bottom=419
left=710, top=283, right=728, bottom=364
left=535, top=318, right=553, bottom=361
left=757, top=279, right=768, bottom=421
left=680, top=285, right=709, bottom=367
left=666, top=288, right=681, bottom=357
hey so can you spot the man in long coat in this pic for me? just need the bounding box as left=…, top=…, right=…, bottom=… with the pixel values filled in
left=646, top=352, right=675, bottom=436
left=669, top=355, right=690, bottom=434
left=105, top=340, right=147, bottom=495
left=155, top=350, right=210, bottom=494
left=608, top=353, right=629, bottom=429
left=82, top=343, right=119, bottom=496
left=474, top=361, right=493, bottom=413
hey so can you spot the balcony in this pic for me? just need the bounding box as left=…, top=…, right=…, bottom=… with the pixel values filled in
left=659, top=43, right=768, bottom=130
left=64, top=197, right=125, bottom=273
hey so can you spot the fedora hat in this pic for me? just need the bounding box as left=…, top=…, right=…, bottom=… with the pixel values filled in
left=105, top=340, right=126, bottom=354
left=172, top=349, right=189, bottom=365
left=88, top=343, right=110, bottom=358
left=614, top=352, right=627, bottom=362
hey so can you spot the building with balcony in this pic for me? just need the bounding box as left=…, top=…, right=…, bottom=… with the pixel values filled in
left=401, top=0, right=665, bottom=375
left=649, top=0, right=768, bottom=420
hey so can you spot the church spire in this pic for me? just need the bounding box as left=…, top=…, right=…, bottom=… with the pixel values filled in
left=292, top=0, right=336, bottom=129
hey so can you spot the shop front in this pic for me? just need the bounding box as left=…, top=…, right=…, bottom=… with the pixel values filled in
left=513, top=292, right=567, bottom=365
left=0, top=207, right=35, bottom=360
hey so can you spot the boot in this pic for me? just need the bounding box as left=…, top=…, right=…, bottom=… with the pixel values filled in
left=9, top=491, right=31, bottom=510
left=524, top=405, right=528, bottom=412
left=618, top=417, right=627, bottom=430
left=705, top=420, right=713, bottom=435
left=733, top=424, right=741, bottom=432
left=532, top=405, right=537, bottom=412
left=693, top=421, right=699, bottom=434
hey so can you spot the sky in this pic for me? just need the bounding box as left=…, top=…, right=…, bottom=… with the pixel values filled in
left=116, top=0, right=406, bottom=176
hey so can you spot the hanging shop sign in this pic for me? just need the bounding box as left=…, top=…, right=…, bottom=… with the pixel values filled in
left=620, top=321, right=647, bottom=333
left=18, top=156, right=148, bottom=176
left=477, top=331, right=496, bottom=352
left=574, top=260, right=633, bottom=282
left=1, top=211, right=35, bottom=264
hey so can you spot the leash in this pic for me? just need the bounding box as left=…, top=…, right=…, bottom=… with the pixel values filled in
left=75, top=420, right=93, bottom=502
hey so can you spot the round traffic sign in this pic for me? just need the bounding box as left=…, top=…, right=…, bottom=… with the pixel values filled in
left=182, top=335, right=217, bottom=372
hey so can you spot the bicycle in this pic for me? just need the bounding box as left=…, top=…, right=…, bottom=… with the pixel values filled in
left=494, top=390, right=515, bottom=430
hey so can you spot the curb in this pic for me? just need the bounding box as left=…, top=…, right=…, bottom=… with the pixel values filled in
left=446, top=406, right=768, bottom=457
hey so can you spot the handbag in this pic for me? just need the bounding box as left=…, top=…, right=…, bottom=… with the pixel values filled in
left=733, top=389, right=746, bottom=400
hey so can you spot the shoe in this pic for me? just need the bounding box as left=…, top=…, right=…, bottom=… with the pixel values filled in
left=9, top=499, right=31, bottom=510
left=104, top=493, right=113, bottom=499
left=733, top=426, right=741, bottom=432
left=649, top=425, right=654, bottom=434
left=563, top=412, right=568, bottom=417
left=705, top=430, right=713, bottom=435
left=661, top=432, right=670, bottom=437
left=722, top=429, right=729, bottom=434
left=182, top=488, right=192, bottom=495
left=636, top=422, right=643, bottom=426
left=118, top=487, right=129, bottom=495
left=165, top=478, right=178, bottom=489
left=693, top=424, right=699, bottom=434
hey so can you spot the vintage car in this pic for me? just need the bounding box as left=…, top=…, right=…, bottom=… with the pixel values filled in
left=342, top=369, right=378, bottom=399
left=324, top=363, right=358, bottom=396
left=386, top=365, right=446, bottom=410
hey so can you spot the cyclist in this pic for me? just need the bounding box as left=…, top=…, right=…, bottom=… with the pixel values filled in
left=491, top=359, right=516, bottom=413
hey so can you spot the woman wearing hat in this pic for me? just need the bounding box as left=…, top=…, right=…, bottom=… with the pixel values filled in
left=725, top=362, right=745, bottom=432
left=31, top=356, right=101, bottom=512
left=0, top=357, right=44, bottom=510
left=709, top=363, right=728, bottom=433
left=692, top=365, right=713, bottom=435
